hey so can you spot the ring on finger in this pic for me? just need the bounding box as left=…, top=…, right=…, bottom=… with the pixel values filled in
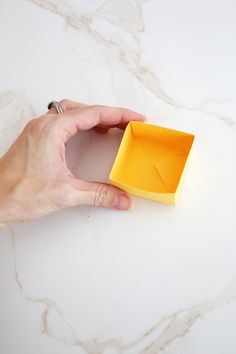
left=48, top=101, right=64, bottom=115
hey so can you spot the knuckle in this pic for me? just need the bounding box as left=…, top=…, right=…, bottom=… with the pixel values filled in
left=94, top=185, right=107, bottom=206
left=60, top=98, right=70, bottom=108
left=24, top=118, right=38, bottom=134
left=24, top=115, right=57, bottom=138
left=94, top=185, right=118, bottom=208
left=95, top=185, right=110, bottom=206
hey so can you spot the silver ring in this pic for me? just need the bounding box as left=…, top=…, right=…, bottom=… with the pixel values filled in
left=48, top=101, right=64, bottom=115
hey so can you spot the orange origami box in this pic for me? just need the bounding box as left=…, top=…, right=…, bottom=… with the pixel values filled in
left=109, top=121, right=194, bottom=205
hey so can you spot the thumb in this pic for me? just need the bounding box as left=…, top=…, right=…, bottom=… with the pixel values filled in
left=68, top=178, right=132, bottom=210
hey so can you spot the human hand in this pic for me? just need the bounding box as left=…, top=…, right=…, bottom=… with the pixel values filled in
left=0, top=100, right=145, bottom=224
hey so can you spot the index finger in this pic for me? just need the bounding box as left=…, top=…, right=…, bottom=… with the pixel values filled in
left=57, top=105, right=146, bottom=142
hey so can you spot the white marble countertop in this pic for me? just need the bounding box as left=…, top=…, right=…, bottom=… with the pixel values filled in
left=1, top=1, right=236, bottom=353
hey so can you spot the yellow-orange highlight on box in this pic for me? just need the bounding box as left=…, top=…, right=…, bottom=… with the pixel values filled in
left=109, top=121, right=194, bottom=205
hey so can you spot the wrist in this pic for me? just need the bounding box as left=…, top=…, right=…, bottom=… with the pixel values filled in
left=0, top=157, right=22, bottom=224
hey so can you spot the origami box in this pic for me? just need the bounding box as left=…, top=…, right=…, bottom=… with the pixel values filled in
left=109, top=121, right=194, bottom=205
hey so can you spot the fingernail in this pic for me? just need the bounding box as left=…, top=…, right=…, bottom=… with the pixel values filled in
left=117, top=195, right=131, bottom=210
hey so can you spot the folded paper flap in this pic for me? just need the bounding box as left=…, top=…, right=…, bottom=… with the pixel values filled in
left=155, top=154, right=189, bottom=192
left=131, top=121, right=194, bottom=152
left=110, top=123, right=132, bottom=173
left=130, top=121, right=193, bottom=136
left=134, top=138, right=169, bottom=192
left=136, top=137, right=188, bottom=191
left=124, top=137, right=169, bottom=192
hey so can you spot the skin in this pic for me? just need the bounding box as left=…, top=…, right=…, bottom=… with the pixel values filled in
left=0, top=99, right=145, bottom=224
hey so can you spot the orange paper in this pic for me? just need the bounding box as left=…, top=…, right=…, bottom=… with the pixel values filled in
left=109, top=121, right=194, bottom=205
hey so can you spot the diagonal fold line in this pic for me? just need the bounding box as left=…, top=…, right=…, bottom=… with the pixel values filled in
left=134, top=137, right=169, bottom=191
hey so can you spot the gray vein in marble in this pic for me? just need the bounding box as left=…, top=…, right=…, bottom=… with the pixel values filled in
left=9, top=226, right=81, bottom=346
left=194, top=107, right=235, bottom=128
left=27, top=0, right=176, bottom=106
left=0, top=91, right=17, bottom=108
left=191, top=97, right=236, bottom=128
left=27, top=0, right=236, bottom=130
left=9, top=225, right=236, bottom=354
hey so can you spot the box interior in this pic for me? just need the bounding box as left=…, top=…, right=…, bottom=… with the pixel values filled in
left=110, top=122, right=194, bottom=194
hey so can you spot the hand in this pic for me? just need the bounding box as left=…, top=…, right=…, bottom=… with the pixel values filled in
left=0, top=99, right=145, bottom=224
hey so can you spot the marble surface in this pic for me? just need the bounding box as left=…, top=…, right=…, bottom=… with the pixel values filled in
left=0, top=1, right=236, bottom=353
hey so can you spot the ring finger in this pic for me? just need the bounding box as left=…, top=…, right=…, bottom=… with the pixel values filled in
left=47, top=99, right=87, bottom=115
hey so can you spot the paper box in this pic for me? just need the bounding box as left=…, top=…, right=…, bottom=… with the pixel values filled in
left=109, top=121, right=194, bottom=205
